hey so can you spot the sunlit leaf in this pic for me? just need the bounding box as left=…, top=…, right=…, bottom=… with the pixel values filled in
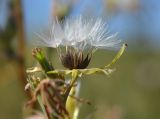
left=105, top=43, right=127, bottom=68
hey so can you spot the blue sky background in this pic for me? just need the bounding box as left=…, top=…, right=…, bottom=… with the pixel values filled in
left=0, top=0, right=160, bottom=48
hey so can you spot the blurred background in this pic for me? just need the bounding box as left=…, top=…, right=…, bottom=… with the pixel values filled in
left=0, top=0, right=160, bottom=119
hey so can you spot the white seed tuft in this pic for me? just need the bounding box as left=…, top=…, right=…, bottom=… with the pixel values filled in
left=35, top=16, right=122, bottom=51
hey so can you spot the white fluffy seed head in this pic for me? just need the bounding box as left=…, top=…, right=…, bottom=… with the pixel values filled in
left=35, top=16, right=122, bottom=51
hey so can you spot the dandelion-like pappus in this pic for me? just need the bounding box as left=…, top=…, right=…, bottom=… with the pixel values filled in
left=36, top=16, right=121, bottom=69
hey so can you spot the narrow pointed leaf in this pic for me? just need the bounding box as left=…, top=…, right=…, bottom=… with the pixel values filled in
left=105, top=43, right=127, bottom=68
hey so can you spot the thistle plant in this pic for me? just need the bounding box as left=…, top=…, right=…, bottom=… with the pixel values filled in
left=25, top=16, right=127, bottom=119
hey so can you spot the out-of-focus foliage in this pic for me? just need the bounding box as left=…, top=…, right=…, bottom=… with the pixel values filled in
left=0, top=1, right=17, bottom=60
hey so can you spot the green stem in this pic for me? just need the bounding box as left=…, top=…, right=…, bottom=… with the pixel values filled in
left=64, top=69, right=79, bottom=103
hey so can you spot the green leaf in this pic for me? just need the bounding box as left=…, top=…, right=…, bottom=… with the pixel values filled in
left=79, top=68, right=101, bottom=75
left=79, top=68, right=115, bottom=76
left=48, top=69, right=72, bottom=75
left=105, top=43, right=127, bottom=68
left=26, top=67, right=42, bottom=74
